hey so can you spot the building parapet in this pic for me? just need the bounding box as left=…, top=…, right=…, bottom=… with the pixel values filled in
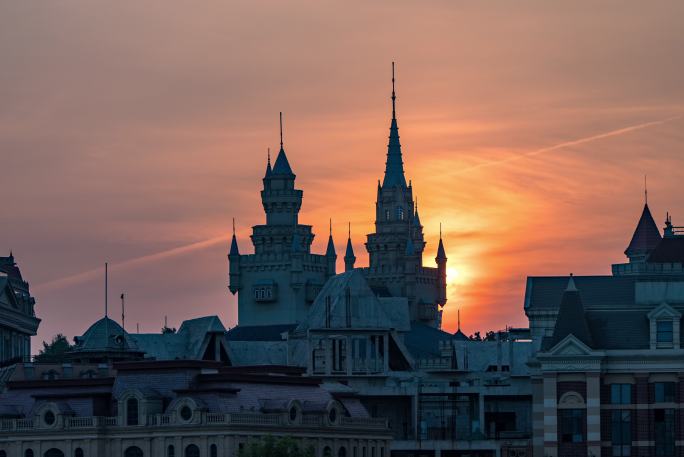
left=612, top=261, right=684, bottom=276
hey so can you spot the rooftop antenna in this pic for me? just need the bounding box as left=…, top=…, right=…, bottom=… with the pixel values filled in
left=391, top=61, right=396, bottom=119
left=279, top=112, right=284, bottom=149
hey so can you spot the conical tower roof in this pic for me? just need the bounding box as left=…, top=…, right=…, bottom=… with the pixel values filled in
left=272, top=112, right=295, bottom=176
left=382, top=62, right=407, bottom=188
left=625, top=204, right=661, bottom=260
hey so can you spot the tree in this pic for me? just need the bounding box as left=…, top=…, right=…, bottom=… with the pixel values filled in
left=34, top=334, right=72, bottom=363
left=238, top=436, right=315, bottom=457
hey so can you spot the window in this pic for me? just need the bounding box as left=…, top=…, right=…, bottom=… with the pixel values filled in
left=611, top=384, right=632, bottom=404
left=180, top=405, right=193, bottom=421
left=124, top=447, right=143, bottom=457
left=44, top=410, right=56, bottom=425
left=210, top=445, right=217, bottom=457
left=611, top=410, right=631, bottom=456
left=558, top=409, right=585, bottom=443
left=656, top=320, right=673, bottom=345
left=654, top=409, right=675, bottom=457
left=44, top=451, right=64, bottom=457
left=654, top=382, right=676, bottom=403
left=384, top=210, right=390, bottom=221
left=167, top=446, right=175, bottom=457
left=25, top=450, right=34, bottom=457
left=329, top=407, right=338, bottom=424
left=126, top=398, right=139, bottom=426
left=396, top=206, right=404, bottom=221
left=74, top=449, right=84, bottom=457
left=323, top=447, right=332, bottom=457
left=338, top=448, right=347, bottom=457
left=184, top=445, right=199, bottom=457
left=0, top=451, right=6, bottom=457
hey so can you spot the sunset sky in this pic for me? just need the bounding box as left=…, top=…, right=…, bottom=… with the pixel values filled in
left=2, top=1, right=684, bottom=351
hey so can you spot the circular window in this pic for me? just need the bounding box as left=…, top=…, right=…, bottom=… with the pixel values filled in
left=180, top=405, right=193, bottom=421
left=328, top=407, right=337, bottom=424
left=289, top=406, right=298, bottom=422
left=44, top=410, right=56, bottom=426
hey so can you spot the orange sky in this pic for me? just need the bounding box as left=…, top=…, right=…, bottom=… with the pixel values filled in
left=2, top=1, right=684, bottom=351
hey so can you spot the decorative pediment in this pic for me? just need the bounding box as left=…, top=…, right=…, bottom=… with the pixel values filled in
left=647, top=302, right=681, bottom=320
left=547, top=334, right=595, bottom=357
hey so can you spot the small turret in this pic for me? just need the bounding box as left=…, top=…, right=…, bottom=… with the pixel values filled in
left=344, top=223, right=356, bottom=272
left=228, top=219, right=241, bottom=295
left=326, top=219, right=337, bottom=278
left=435, top=224, right=447, bottom=306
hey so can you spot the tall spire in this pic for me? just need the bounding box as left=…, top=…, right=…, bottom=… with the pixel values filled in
left=229, top=218, right=240, bottom=256
left=326, top=219, right=336, bottom=257
left=272, top=112, right=294, bottom=175
left=644, top=174, right=648, bottom=205
left=265, top=147, right=272, bottom=177
left=344, top=222, right=356, bottom=271
left=382, top=62, right=407, bottom=188
left=436, top=223, right=447, bottom=261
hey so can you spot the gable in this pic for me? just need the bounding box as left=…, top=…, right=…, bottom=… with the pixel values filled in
left=547, top=334, right=595, bottom=357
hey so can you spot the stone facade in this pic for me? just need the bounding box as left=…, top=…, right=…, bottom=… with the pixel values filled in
left=0, top=253, right=40, bottom=366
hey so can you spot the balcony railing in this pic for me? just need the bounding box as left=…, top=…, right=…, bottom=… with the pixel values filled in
left=0, top=412, right=388, bottom=433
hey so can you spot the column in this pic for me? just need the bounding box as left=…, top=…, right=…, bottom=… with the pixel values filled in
left=346, top=336, right=352, bottom=375
left=543, top=373, right=558, bottom=457
left=383, top=334, right=389, bottom=373
left=586, top=373, right=601, bottom=457
left=531, top=378, right=545, bottom=457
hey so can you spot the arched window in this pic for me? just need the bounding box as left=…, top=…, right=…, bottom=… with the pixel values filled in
left=210, top=445, right=217, bottom=457
left=167, top=445, right=175, bottom=457
left=338, top=447, right=347, bottom=457
left=75, top=449, right=84, bottom=457
left=396, top=206, right=404, bottom=221
left=0, top=451, right=6, bottom=457
left=126, top=397, right=139, bottom=426
left=323, top=447, right=332, bottom=457
left=184, top=445, right=199, bottom=457
left=124, top=447, right=143, bottom=457
left=43, top=450, right=63, bottom=457
left=25, top=450, right=35, bottom=457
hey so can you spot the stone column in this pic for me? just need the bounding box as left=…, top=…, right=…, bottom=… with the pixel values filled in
left=531, top=378, right=545, bottom=457
left=586, top=373, right=601, bottom=457
left=543, top=373, right=558, bottom=457
left=346, top=335, right=352, bottom=375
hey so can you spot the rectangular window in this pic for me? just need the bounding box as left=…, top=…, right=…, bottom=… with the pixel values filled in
left=611, top=410, right=631, bottom=456
left=559, top=409, right=585, bottom=443
left=654, top=382, right=676, bottom=403
left=656, top=320, right=673, bottom=345
left=654, top=409, right=675, bottom=457
left=611, top=384, right=632, bottom=404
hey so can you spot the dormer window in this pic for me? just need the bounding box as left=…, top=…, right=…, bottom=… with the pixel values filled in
left=396, top=206, right=404, bottom=221
left=656, top=320, right=674, bottom=346
left=647, top=303, right=681, bottom=350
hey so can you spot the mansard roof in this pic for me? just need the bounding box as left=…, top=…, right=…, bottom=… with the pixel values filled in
left=625, top=204, right=661, bottom=258
left=295, top=270, right=401, bottom=333
left=647, top=236, right=684, bottom=263
left=271, top=147, right=294, bottom=175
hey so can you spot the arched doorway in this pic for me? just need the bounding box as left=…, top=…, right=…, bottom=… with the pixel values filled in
left=124, top=447, right=143, bottom=457
left=43, top=450, right=64, bottom=457
left=184, top=445, right=199, bottom=457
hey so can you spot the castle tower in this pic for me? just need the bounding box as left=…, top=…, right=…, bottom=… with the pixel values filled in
left=228, top=115, right=330, bottom=326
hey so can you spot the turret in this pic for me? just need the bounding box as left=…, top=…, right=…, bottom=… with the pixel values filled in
left=325, top=220, right=337, bottom=278
left=344, top=223, right=356, bottom=272
left=260, top=113, right=303, bottom=227
left=228, top=219, right=241, bottom=295
left=435, top=225, right=447, bottom=306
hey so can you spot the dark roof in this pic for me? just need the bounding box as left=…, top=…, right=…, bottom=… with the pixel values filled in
left=225, top=324, right=296, bottom=342
left=229, top=233, right=240, bottom=256
left=436, top=238, right=447, bottom=261
left=271, top=147, right=294, bottom=175
left=453, top=329, right=469, bottom=341
left=625, top=204, right=662, bottom=259
left=647, top=236, right=684, bottom=263
left=525, top=275, right=636, bottom=311
left=404, top=322, right=457, bottom=358
left=545, top=278, right=594, bottom=350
